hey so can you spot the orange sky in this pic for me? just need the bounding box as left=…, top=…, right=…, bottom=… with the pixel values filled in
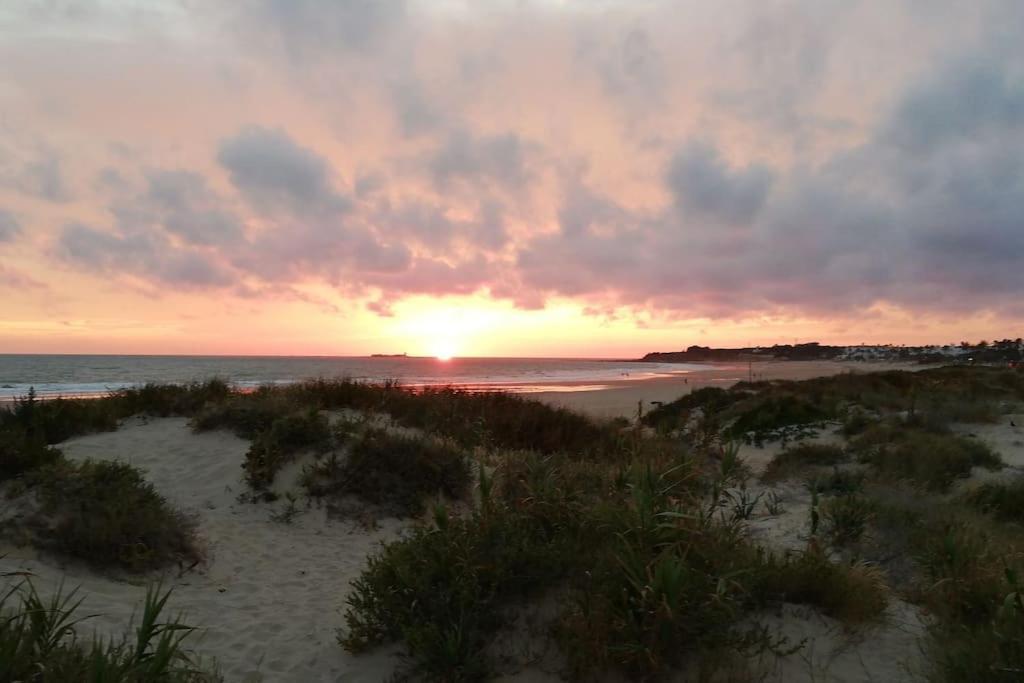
left=1, top=2, right=1022, bottom=357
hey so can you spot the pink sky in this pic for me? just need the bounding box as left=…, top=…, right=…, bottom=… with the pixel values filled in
left=1, top=1, right=1022, bottom=357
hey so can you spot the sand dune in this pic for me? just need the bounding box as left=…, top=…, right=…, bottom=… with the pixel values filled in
left=0, top=417, right=404, bottom=682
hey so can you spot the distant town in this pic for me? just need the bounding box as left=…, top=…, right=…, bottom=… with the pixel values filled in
left=638, top=339, right=1024, bottom=364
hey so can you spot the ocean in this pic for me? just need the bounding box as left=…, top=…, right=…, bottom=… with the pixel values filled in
left=0, top=355, right=706, bottom=401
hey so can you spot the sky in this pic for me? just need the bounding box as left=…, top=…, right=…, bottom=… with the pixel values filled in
left=1, top=0, right=1022, bottom=358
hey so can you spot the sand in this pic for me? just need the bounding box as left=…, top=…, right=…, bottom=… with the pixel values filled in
left=534, top=360, right=916, bottom=419
left=0, top=417, right=404, bottom=682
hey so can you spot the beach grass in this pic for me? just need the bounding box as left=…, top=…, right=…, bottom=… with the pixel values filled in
left=0, top=580, right=219, bottom=682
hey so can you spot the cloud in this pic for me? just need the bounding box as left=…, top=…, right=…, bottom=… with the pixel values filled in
left=254, top=0, right=407, bottom=57
left=58, top=222, right=235, bottom=290
left=0, top=265, right=46, bottom=290
left=136, top=170, right=245, bottom=246
left=7, top=0, right=1024, bottom=329
left=882, top=54, right=1024, bottom=154
left=428, top=129, right=532, bottom=190
left=666, top=142, right=773, bottom=224
left=218, top=126, right=350, bottom=215
left=0, top=210, right=21, bottom=243
left=1, top=150, right=71, bottom=203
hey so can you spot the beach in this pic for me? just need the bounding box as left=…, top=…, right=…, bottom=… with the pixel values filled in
left=534, top=360, right=914, bottom=418
left=3, top=360, right=1021, bottom=682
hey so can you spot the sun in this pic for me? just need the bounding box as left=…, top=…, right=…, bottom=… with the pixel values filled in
left=431, top=338, right=459, bottom=361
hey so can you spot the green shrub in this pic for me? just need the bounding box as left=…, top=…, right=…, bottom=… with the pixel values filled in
left=341, top=503, right=565, bottom=680
left=29, top=460, right=201, bottom=572
left=641, top=387, right=744, bottom=432
left=241, top=410, right=332, bottom=493
left=962, top=479, right=1024, bottom=523
left=725, top=394, right=833, bottom=442
left=754, top=549, right=889, bottom=624
left=305, top=430, right=471, bottom=517
left=0, top=428, right=61, bottom=481
left=853, top=427, right=1002, bottom=491
left=190, top=396, right=288, bottom=439
left=918, top=524, right=1006, bottom=625
left=805, top=467, right=866, bottom=495
left=560, top=510, right=773, bottom=678
left=762, top=443, right=847, bottom=481
left=841, top=409, right=873, bottom=436
left=2, top=390, right=119, bottom=445
left=0, top=580, right=219, bottom=682
left=927, top=567, right=1024, bottom=683
left=821, top=494, right=874, bottom=546
left=111, top=379, right=231, bottom=418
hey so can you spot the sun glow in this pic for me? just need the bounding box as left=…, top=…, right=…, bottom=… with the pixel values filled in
left=430, top=338, right=459, bottom=361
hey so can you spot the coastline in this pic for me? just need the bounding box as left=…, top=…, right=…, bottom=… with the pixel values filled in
left=0, top=359, right=919, bottom=415
left=532, top=360, right=918, bottom=418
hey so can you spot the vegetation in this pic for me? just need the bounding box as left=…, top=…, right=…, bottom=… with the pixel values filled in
left=762, top=442, right=847, bottom=481
left=303, top=429, right=472, bottom=517
left=851, top=425, right=1001, bottom=491
left=240, top=410, right=331, bottom=495
left=4, top=364, right=1024, bottom=679
left=0, top=580, right=219, bottom=682
left=23, top=459, right=202, bottom=572
left=340, top=441, right=889, bottom=680
left=961, top=478, right=1024, bottom=523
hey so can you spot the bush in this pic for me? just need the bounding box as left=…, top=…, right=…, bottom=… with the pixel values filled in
left=962, top=479, right=1024, bottom=523
left=29, top=459, right=201, bottom=572
left=111, top=379, right=231, bottom=418
left=242, top=410, right=332, bottom=493
left=754, top=549, right=889, bottom=624
left=641, top=387, right=744, bottom=432
left=762, top=443, right=847, bottom=481
left=0, top=428, right=61, bottom=481
left=190, top=395, right=289, bottom=439
left=306, top=430, right=471, bottom=517
left=1, top=390, right=119, bottom=445
left=343, top=447, right=816, bottom=681
left=821, top=495, right=874, bottom=546
left=341, top=503, right=565, bottom=680
left=853, top=427, right=1002, bottom=491
left=0, top=580, right=219, bottom=681
left=725, top=394, right=832, bottom=442
left=805, top=467, right=865, bottom=495
left=928, top=570, right=1024, bottom=683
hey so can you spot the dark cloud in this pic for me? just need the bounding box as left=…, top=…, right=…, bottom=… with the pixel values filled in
left=428, top=129, right=531, bottom=190
left=578, top=25, right=665, bottom=106
left=666, top=142, right=773, bottom=224
left=58, top=222, right=234, bottom=289
left=256, top=0, right=406, bottom=56
left=882, top=54, right=1024, bottom=154
left=218, top=126, right=350, bottom=215
left=515, top=62, right=1024, bottom=319
left=3, top=151, right=71, bottom=203
left=0, top=210, right=20, bottom=242
left=392, top=79, right=441, bottom=137
left=138, top=170, right=245, bottom=246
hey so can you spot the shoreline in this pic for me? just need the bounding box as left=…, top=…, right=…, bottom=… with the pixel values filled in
left=0, top=360, right=919, bottom=415
left=532, top=360, right=921, bottom=418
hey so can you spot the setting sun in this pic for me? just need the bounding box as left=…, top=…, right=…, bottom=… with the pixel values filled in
left=430, top=339, right=458, bottom=361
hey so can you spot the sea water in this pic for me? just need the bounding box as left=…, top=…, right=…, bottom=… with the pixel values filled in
left=0, top=355, right=706, bottom=400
